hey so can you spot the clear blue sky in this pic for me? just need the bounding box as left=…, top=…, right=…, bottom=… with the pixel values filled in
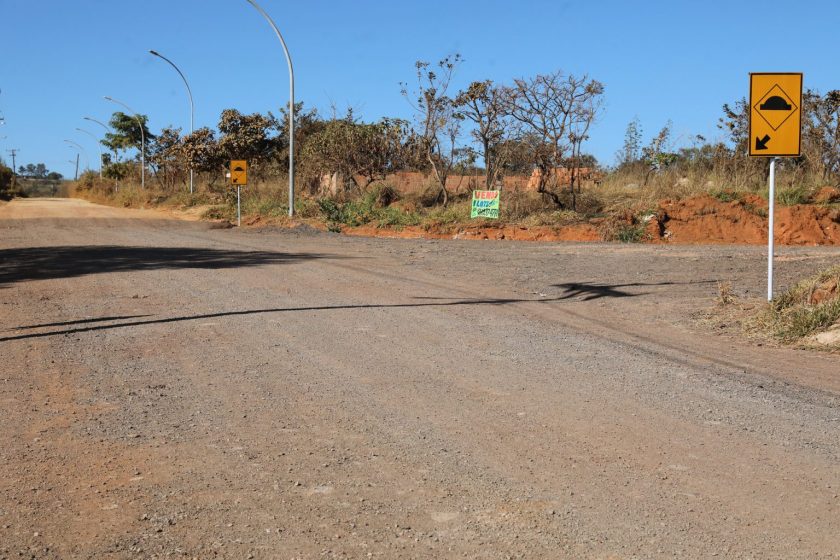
left=0, top=0, right=837, bottom=178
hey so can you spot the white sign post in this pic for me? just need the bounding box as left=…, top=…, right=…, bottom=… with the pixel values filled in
left=767, top=158, right=777, bottom=301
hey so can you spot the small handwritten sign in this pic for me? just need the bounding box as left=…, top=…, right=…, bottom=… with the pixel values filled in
left=470, top=190, right=500, bottom=219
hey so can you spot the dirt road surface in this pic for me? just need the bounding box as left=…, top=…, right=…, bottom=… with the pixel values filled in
left=2, top=198, right=839, bottom=559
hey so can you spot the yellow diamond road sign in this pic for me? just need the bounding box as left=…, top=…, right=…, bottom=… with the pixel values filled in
left=749, top=73, right=802, bottom=157
left=230, top=160, right=247, bottom=185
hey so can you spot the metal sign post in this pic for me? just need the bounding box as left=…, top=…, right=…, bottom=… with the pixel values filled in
left=767, top=158, right=777, bottom=301
left=749, top=73, right=803, bottom=301
left=230, top=160, right=247, bottom=228
left=237, top=185, right=241, bottom=227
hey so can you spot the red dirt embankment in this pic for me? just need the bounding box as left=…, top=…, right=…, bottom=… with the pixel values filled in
left=647, top=194, right=840, bottom=245
left=345, top=193, right=840, bottom=245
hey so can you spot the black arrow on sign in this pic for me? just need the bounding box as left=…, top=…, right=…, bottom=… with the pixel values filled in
left=755, top=135, right=771, bottom=150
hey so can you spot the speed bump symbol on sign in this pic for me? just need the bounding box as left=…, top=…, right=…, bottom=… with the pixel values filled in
left=230, top=160, right=247, bottom=185
left=749, top=73, right=803, bottom=157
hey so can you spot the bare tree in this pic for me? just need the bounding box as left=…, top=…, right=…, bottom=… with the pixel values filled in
left=401, top=54, right=463, bottom=206
left=505, top=71, right=604, bottom=209
left=454, top=80, right=508, bottom=189
left=567, top=80, right=604, bottom=205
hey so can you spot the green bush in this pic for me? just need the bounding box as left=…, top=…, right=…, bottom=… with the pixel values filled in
left=708, top=188, right=740, bottom=203
left=316, top=184, right=419, bottom=230
left=0, top=163, right=15, bottom=200
left=376, top=206, right=420, bottom=228
left=424, top=203, right=470, bottom=226
left=777, top=185, right=810, bottom=206
left=295, top=197, right=323, bottom=219
left=318, top=198, right=345, bottom=224
left=615, top=223, right=647, bottom=243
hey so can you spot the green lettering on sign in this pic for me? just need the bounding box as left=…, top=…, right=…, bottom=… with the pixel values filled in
left=471, top=190, right=500, bottom=219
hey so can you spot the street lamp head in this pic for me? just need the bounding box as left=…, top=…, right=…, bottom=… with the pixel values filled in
left=103, top=96, right=113, bottom=102
left=149, top=49, right=160, bottom=57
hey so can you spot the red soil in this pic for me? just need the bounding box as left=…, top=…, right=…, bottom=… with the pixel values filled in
left=648, top=195, right=840, bottom=245
left=343, top=195, right=840, bottom=246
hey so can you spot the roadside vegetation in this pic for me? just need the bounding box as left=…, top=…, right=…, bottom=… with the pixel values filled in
left=705, top=265, right=840, bottom=350
left=0, top=161, right=64, bottom=200
left=65, top=57, right=838, bottom=240
left=754, top=265, right=840, bottom=344
left=0, top=161, right=14, bottom=200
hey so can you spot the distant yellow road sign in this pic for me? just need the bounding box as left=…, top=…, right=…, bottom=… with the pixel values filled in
left=749, top=73, right=802, bottom=157
left=230, top=160, right=248, bottom=185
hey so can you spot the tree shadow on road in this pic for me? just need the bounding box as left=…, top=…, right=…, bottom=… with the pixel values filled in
left=553, top=280, right=715, bottom=301
left=7, top=315, right=153, bottom=331
left=0, top=246, right=334, bottom=287
left=0, top=279, right=717, bottom=343
left=0, top=297, right=549, bottom=342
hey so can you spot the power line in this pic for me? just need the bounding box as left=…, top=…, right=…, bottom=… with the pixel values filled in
left=6, top=148, right=19, bottom=189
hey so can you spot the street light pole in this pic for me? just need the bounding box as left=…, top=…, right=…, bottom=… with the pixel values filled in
left=104, top=96, right=145, bottom=189
left=83, top=116, right=111, bottom=133
left=64, top=139, right=89, bottom=171
left=243, top=0, right=295, bottom=217
left=149, top=49, right=195, bottom=194
left=84, top=116, right=119, bottom=189
left=76, top=128, right=103, bottom=178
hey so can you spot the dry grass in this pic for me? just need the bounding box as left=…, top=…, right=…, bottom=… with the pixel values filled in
left=597, top=167, right=751, bottom=213
left=748, top=265, right=840, bottom=343
left=715, top=281, right=736, bottom=306
left=70, top=165, right=836, bottom=237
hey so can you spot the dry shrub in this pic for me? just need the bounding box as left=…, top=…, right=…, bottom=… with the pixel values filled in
left=716, top=281, right=736, bottom=306
left=598, top=209, right=647, bottom=242
left=558, top=188, right=603, bottom=215
left=520, top=210, right=582, bottom=227
left=502, top=190, right=547, bottom=221
left=598, top=167, right=751, bottom=214
left=750, top=265, right=840, bottom=343
left=372, top=183, right=400, bottom=207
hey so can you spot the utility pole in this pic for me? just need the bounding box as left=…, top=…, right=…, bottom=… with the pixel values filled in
left=6, top=148, right=18, bottom=191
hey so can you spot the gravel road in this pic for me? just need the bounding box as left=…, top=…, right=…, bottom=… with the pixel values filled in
left=1, top=198, right=839, bottom=559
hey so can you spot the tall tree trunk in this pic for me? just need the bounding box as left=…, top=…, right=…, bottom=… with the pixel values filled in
left=484, top=140, right=493, bottom=189
left=536, top=163, right=564, bottom=209
left=427, top=149, right=450, bottom=208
